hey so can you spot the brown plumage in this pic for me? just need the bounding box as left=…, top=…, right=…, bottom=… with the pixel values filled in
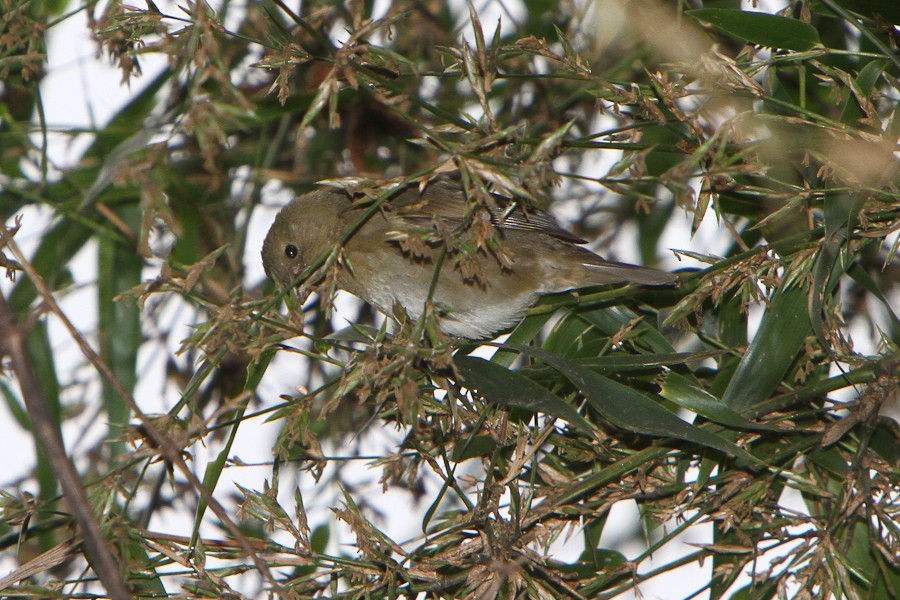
left=262, top=177, right=677, bottom=338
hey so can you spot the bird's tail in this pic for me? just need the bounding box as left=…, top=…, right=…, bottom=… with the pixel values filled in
left=548, top=245, right=678, bottom=289
left=579, top=260, right=678, bottom=286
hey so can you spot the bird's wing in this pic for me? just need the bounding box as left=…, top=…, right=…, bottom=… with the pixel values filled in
left=388, top=176, right=587, bottom=244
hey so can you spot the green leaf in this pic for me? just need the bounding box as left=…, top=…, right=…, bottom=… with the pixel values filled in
left=847, top=263, right=900, bottom=332
left=571, top=350, right=726, bottom=373
left=508, top=345, right=765, bottom=467
left=818, top=0, right=900, bottom=34
left=721, top=280, right=811, bottom=412
left=577, top=306, right=676, bottom=355
left=638, top=199, right=675, bottom=267
left=660, top=372, right=777, bottom=431
left=542, top=310, right=609, bottom=358
left=310, top=524, right=329, bottom=553
left=808, top=195, right=860, bottom=361
left=718, top=296, right=748, bottom=348
left=689, top=8, right=820, bottom=50
left=726, top=576, right=779, bottom=599
left=450, top=434, right=498, bottom=461
left=25, top=321, right=62, bottom=552
left=0, top=379, right=29, bottom=430
left=839, top=59, right=887, bottom=125
left=455, top=356, right=595, bottom=435
left=192, top=348, right=276, bottom=547
left=98, top=203, right=142, bottom=457
left=327, top=324, right=382, bottom=343
left=869, top=418, right=899, bottom=466
left=490, top=309, right=552, bottom=367
left=9, top=217, right=89, bottom=313
left=123, top=532, right=167, bottom=596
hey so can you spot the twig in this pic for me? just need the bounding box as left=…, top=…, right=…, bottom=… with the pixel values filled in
left=0, top=294, right=131, bottom=599
left=0, top=225, right=290, bottom=599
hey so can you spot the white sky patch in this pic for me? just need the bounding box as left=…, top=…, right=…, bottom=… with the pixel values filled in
left=40, top=7, right=169, bottom=170
left=742, top=0, right=791, bottom=12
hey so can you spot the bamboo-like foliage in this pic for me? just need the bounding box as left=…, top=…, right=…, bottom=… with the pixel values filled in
left=1, top=0, right=898, bottom=598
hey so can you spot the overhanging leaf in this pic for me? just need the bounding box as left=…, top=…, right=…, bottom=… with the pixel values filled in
left=721, top=279, right=811, bottom=412
left=689, top=8, right=820, bottom=50
left=576, top=306, right=676, bottom=355
left=455, top=356, right=594, bottom=435
left=98, top=203, right=141, bottom=457
left=507, top=345, right=765, bottom=467
left=573, top=350, right=726, bottom=372
left=661, top=372, right=778, bottom=431
left=192, top=348, right=276, bottom=548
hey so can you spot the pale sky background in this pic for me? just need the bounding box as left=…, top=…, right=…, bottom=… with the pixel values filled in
left=5, top=0, right=876, bottom=598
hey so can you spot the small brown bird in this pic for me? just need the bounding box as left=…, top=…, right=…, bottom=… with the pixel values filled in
left=262, top=176, right=677, bottom=339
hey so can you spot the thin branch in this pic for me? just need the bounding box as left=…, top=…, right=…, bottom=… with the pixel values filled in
left=0, top=228, right=291, bottom=600
left=0, top=294, right=131, bottom=599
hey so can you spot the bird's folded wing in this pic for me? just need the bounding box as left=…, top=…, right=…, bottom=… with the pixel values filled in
left=389, top=177, right=587, bottom=244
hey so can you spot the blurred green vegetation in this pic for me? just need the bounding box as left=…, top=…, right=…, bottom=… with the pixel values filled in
left=1, top=0, right=898, bottom=598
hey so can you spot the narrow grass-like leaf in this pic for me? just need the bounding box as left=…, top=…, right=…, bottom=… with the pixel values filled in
left=489, top=309, right=552, bottom=367
left=809, top=195, right=863, bottom=362
left=519, top=351, right=726, bottom=384
left=839, top=59, right=887, bottom=125
left=721, top=280, right=810, bottom=412
left=689, top=8, right=820, bottom=50
left=542, top=310, right=608, bottom=358
left=660, top=372, right=778, bottom=431
left=9, top=218, right=87, bottom=312
left=25, top=321, right=62, bottom=552
left=573, top=350, right=725, bottom=372
left=847, top=263, right=900, bottom=331
left=577, top=306, right=676, bottom=354
left=98, top=203, right=142, bottom=456
left=455, top=356, right=594, bottom=435
left=327, top=324, right=382, bottom=343
left=421, top=470, right=452, bottom=534
left=450, top=434, right=498, bottom=461
left=0, top=379, right=29, bottom=430
left=192, top=348, right=277, bottom=548
left=508, top=345, right=765, bottom=466
left=728, top=577, right=779, bottom=599
left=122, top=533, right=167, bottom=596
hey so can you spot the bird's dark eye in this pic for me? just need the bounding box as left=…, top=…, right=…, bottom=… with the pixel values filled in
left=284, top=244, right=298, bottom=259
